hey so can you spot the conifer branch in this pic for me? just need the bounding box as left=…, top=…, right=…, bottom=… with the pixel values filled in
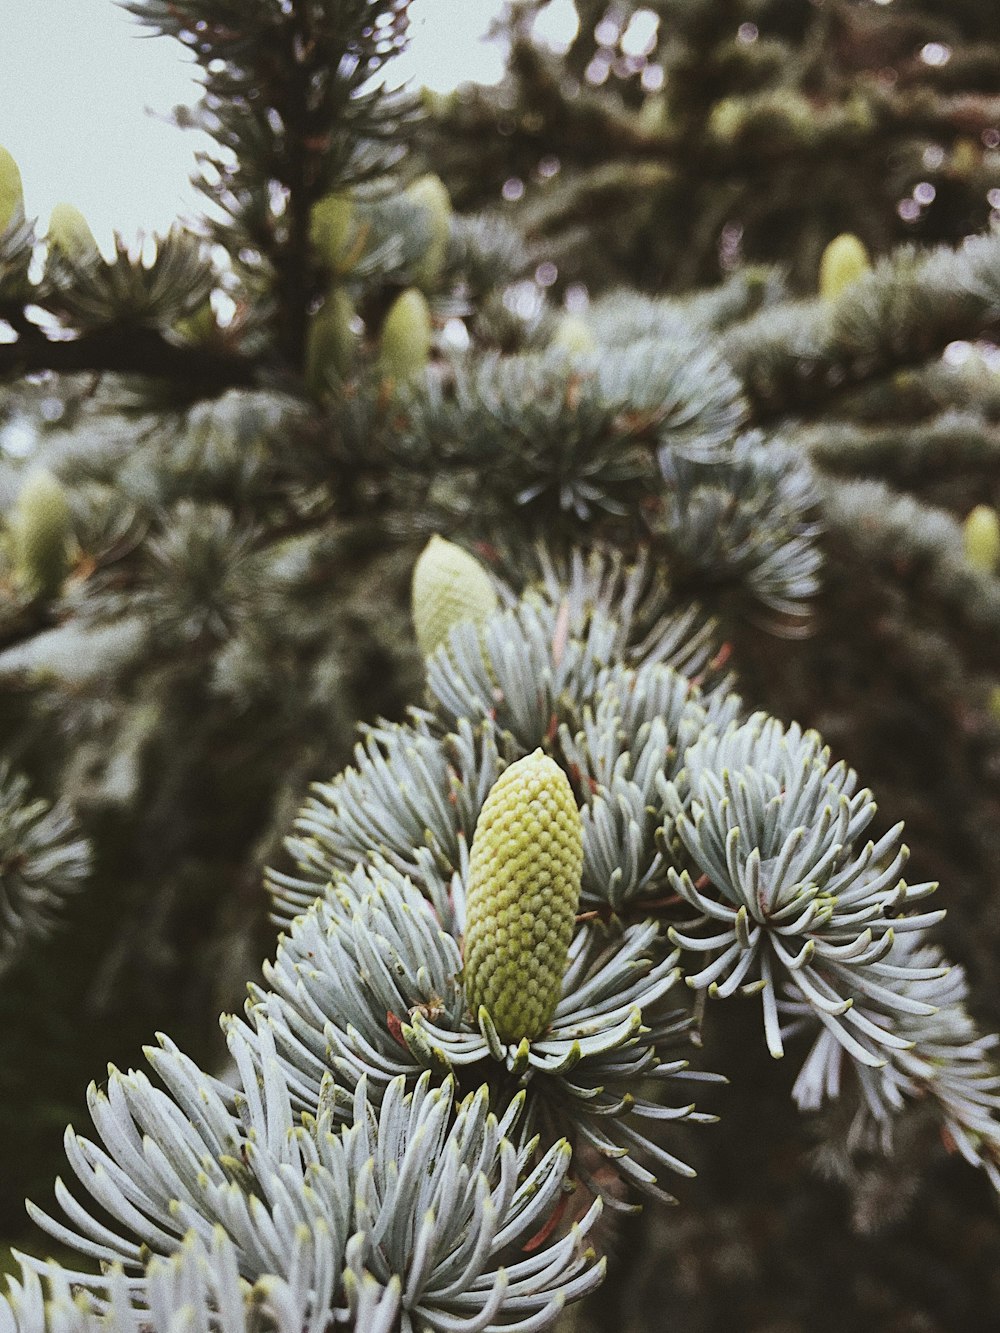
left=0, top=326, right=257, bottom=391
left=819, top=478, right=1000, bottom=672
left=723, top=235, right=1000, bottom=422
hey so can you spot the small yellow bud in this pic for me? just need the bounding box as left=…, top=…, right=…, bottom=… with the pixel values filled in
left=989, top=685, right=1000, bottom=724
left=964, top=504, right=1000, bottom=574
left=0, top=146, right=24, bottom=233
left=818, top=233, right=871, bottom=300
left=309, top=193, right=355, bottom=271
left=378, top=288, right=432, bottom=384
left=950, top=138, right=980, bottom=178
left=707, top=98, right=743, bottom=143
left=638, top=94, right=668, bottom=134
left=420, top=87, right=457, bottom=119
left=551, top=314, right=597, bottom=358
left=47, top=203, right=98, bottom=260
left=7, top=468, right=73, bottom=600
left=411, top=535, right=498, bottom=657
left=174, top=298, right=217, bottom=345
left=463, top=751, right=583, bottom=1044
left=305, top=288, right=358, bottom=396
left=405, top=173, right=452, bottom=291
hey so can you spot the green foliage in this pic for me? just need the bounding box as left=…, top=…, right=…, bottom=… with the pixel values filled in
left=0, top=766, right=90, bottom=978
left=425, top=0, right=1000, bottom=291
left=3, top=0, right=1000, bottom=1328
left=8, top=553, right=1000, bottom=1328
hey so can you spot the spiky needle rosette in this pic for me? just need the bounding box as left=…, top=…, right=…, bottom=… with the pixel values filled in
left=411, top=534, right=498, bottom=657
left=463, top=750, right=584, bottom=1044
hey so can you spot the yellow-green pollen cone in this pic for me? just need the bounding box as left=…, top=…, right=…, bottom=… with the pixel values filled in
left=818, top=233, right=871, bottom=300
left=463, top=750, right=584, bottom=1044
left=0, top=146, right=24, bottom=233
left=305, top=287, right=358, bottom=396
left=378, top=287, right=432, bottom=383
left=309, top=193, right=354, bottom=271
left=411, top=535, right=498, bottom=657
left=405, top=173, right=452, bottom=291
left=551, top=313, right=597, bottom=358
left=8, top=467, right=73, bottom=600
left=47, top=203, right=98, bottom=260
left=964, top=503, right=1000, bottom=574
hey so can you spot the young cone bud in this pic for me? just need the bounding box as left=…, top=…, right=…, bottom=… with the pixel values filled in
left=818, top=233, right=870, bottom=300
left=950, top=138, right=980, bottom=178
left=0, top=146, right=24, bottom=233
left=378, top=288, right=432, bottom=384
left=551, top=314, right=597, bottom=357
left=411, top=535, right=498, bottom=657
left=305, top=288, right=358, bottom=396
left=174, top=298, right=217, bottom=345
left=964, top=504, right=1000, bottom=574
left=463, top=751, right=583, bottom=1043
left=309, top=193, right=355, bottom=271
left=47, top=203, right=98, bottom=260
left=405, top=173, right=452, bottom=291
left=8, top=468, right=73, bottom=600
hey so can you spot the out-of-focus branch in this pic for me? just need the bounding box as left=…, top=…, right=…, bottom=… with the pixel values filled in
left=0, top=326, right=258, bottom=390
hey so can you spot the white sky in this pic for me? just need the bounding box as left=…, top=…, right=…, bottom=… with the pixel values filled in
left=0, top=0, right=508, bottom=247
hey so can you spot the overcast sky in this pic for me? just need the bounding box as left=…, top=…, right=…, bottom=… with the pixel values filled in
left=1, top=0, right=508, bottom=246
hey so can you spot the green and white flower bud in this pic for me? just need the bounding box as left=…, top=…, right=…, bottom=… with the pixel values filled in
left=818, top=233, right=870, bottom=300
left=378, top=288, right=432, bottom=384
left=463, top=751, right=583, bottom=1044
left=305, top=287, right=358, bottom=396
left=406, top=173, right=452, bottom=291
left=47, top=203, right=98, bottom=260
left=0, top=146, right=24, bottom=233
left=964, top=504, right=1000, bottom=574
left=8, top=467, right=73, bottom=600
left=411, top=535, right=497, bottom=657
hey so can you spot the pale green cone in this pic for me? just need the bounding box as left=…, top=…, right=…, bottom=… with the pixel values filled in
left=309, top=193, right=355, bottom=271
left=378, top=288, right=432, bottom=384
left=463, top=750, right=583, bottom=1044
left=405, top=173, right=452, bottom=291
left=411, top=535, right=498, bottom=657
left=305, top=287, right=358, bottom=396
left=0, top=146, right=24, bottom=233
left=818, top=233, right=870, bottom=300
left=964, top=504, right=1000, bottom=574
left=551, top=314, right=597, bottom=358
left=8, top=468, right=73, bottom=600
left=47, top=203, right=98, bottom=260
